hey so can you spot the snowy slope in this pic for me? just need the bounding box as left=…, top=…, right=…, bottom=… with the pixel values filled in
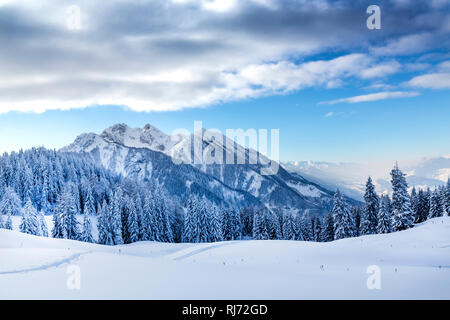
left=1, top=217, right=449, bottom=299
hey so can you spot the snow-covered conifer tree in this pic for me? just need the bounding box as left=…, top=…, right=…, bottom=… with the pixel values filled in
left=321, top=213, right=334, bottom=242
left=428, top=189, right=443, bottom=219
left=208, top=203, right=223, bottom=242
left=126, top=197, right=139, bottom=244
left=0, top=187, right=22, bottom=230
left=183, top=196, right=198, bottom=243
left=377, top=195, right=392, bottom=234
left=197, top=197, right=209, bottom=243
left=81, top=212, right=94, bottom=243
left=312, top=216, right=322, bottom=242
left=39, top=210, right=48, bottom=237
left=230, top=208, right=241, bottom=240
left=332, top=189, right=355, bottom=240
left=282, top=211, right=295, bottom=240
left=390, top=164, right=414, bottom=231
left=360, top=177, right=379, bottom=235
left=444, top=179, right=450, bottom=216
left=20, top=199, right=40, bottom=235
left=55, top=184, right=80, bottom=240
left=252, top=208, right=268, bottom=240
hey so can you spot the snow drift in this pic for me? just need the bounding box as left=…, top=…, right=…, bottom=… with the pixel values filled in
left=1, top=217, right=449, bottom=299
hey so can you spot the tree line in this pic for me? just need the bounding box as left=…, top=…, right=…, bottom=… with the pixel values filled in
left=0, top=148, right=449, bottom=244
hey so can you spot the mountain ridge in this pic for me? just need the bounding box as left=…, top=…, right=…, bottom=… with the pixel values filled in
left=62, top=123, right=361, bottom=214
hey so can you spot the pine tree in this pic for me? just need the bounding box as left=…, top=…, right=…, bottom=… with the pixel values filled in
left=415, top=189, right=427, bottom=223
left=208, top=203, right=223, bottom=242
left=390, top=163, right=414, bottom=231
left=321, top=213, right=334, bottom=242
left=81, top=212, right=94, bottom=243
left=428, top=189, right=443, bottom=219
left=301, top=212, right=313, bottom=241
left=377, top=195, right=392, bottom=234
left=230, top=208, right=241, bottom=240
left=55, top=184, right=80, bottom=240
left=267, top=210, right=282, bottom=240
left=444, top=179, right=450, bottom=217
left=332, top=190, right=355, bottom=240
left=360, top=177, right=379, bottom=235
left=153, top=187, right=174, bottom=243
left=252, top=207, right=268, bottom=240
left=97, top=200, right=112, bottom=245
left=39, top=210, right=48, bottom=237
left=197, top=197, right=209, bottom=243
left=111, top=190, right=124, bottom=245
left=183, top=196, right=198, bottom=243
left=126, top=198, right=139, bottom=244
left=293, top=214, right=303, bottom=241
left=282, top=211, right=295, bottom=240
left=83, top=185, right=95, bottom=216
left=20, top=199, right=40, bottom=235
left=0, top=187, right=23, bottom=227
left=142, top=196, right=156, bottom=241
left=351, top=207, right=362, bottom=236
left=52, top=210, right=64, bottom=239
left=410, top=187, right=420, bottom=223
left=313, top=216, right=322, bottom=242
left=4, top=212, right=12, bottom=230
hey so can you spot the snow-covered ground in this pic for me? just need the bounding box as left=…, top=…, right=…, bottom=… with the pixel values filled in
left=1, top=217, right=450, bottom=299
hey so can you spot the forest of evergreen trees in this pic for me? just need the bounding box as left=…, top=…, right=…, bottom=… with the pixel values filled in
left=0, top=148, right=449, bottom=245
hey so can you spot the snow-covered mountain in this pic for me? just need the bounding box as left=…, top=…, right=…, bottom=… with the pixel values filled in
left=283, top=157, right=450, bottom=199
left=62, top=123, right=359, bottom=214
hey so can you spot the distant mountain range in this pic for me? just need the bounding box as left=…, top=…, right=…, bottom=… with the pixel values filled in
left=283, top=157, right=450, bottom=200
left=61, top=123, right=360, bottom=215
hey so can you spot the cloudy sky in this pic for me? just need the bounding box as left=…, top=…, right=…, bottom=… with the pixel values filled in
left=0, top=0, right=449, bottom=162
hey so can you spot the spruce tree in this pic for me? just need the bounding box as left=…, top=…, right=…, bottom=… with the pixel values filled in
left=377, top=195, right=392, bottom=234
left=0, top=187, right=23, bottom=223
left=20, top=199, right=40, bottom=235
left=252, top=207, right=268, bottom=240
left=267, top=210, right=282, bottom=240
left=444, top=179, right=450, bottom=216
left=183, top=196, right=198, bottom=243
left=55, top=185, right=80, bottom=240
left=411, top=187, right=420, bottom=223
left=313, top=216, right=322, bottom=242
left=282, top=212, right=295, bottom=240
left=428, top=189, right=443, bottom=219
left=208, top=203, right=223, bottom=242
left=360, top=177, right=379, bottom=235
left=52, top=210, right=64, bottom=239
left=332, top=190, right=355, bottom=240
left=230, top=208, right=241, bottom=240
left=197, top=197, right=209, bottom=243
left=142, top=196, right=156, bottom=241
left=81, top=212, right=94, bottom=243
left=127, top=199, right=140, bottom=244
left=321, top=213, right=334, bottom=242
left=39, top=210, right=48, bottom=237
left=390, top=164, right=414, bottom=231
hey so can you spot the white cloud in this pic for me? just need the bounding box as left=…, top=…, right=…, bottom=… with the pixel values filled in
left=320, top=91, right=421, bottom=105
left=372, top=33, right=436, bottom=56
left=359, top=61, right=401, bottom=79
left=407, top=73, right=450, bottom=89
left=0, top=0, right=446, bottom=113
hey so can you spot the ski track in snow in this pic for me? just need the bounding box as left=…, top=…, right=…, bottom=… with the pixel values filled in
left=0, top=251, right=90, bottom=275
left=170, top=242, right=237, bottom=261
